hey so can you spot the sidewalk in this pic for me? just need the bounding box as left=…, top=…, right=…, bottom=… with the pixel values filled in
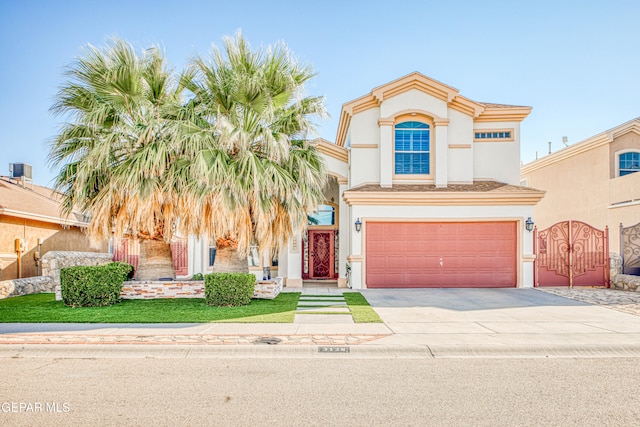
left=2, top=287, right=640, bottom=358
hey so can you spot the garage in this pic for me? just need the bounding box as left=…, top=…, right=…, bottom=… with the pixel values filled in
left=365, top=221, right=517, bottom=288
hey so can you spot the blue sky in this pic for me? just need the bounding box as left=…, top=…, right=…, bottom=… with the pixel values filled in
left=1, top=0, right=639, bottom=185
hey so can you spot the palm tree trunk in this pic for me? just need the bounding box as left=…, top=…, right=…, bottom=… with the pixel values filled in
left=137, top=239, right=176, bottom=281
left=212, top=244, right=249, bottom=273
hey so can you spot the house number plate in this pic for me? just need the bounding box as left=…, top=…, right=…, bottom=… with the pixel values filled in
left=318, top=346, right=350, bottom=353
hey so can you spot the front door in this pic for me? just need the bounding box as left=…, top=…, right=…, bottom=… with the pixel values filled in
left=309, top=230, right=335, bottom=279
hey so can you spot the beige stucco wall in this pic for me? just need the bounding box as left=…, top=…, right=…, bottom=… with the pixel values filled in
left=609, top=131, right=640, bottom=178
left=447, top=108, right=474, bottom=183
left=473, top=121, right=521, bottom=185
left=522, top=143, right=609, bottom=229
left=380, top=89, right=448, bottom=118
left=521, top=132, right=640, bottom=253
left=349, top=107, right=381, bottom=188
left=347, top=90, right=523, bottom=188
left=0, top=215, right=108, bottom=281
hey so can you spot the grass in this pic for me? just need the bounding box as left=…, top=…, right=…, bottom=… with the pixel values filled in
left=343, top=292, right=384, bottom=323
left=0, top=291, right=384, bottom=323
left=0, top=293, right=300, bottom=323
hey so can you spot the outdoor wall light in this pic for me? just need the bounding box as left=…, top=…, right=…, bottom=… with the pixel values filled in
left=354, top=218, right=362, bottom=233
left=525, top=217, right=534, bottom=232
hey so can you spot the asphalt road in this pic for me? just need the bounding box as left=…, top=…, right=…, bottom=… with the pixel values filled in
left=2, top=356, right=640, bottom=426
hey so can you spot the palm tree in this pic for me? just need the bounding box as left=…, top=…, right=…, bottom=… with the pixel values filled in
left=182, top=32, right=328, bottom=273
left=49, top=34, right=327, bottom=280
left=48, top=38, right=194, bottom=280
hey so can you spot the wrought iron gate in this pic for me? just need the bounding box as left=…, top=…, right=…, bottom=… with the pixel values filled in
left=113, top=237, right=188, bottom=277
left=534, top=221, right=609, bottom=287
left=621, top=222, right=640, bottom=275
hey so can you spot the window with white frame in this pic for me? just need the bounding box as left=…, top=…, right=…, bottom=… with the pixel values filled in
left=394, top=121, right=430, bottom=175
left=619, top=151, right=640, bottom=176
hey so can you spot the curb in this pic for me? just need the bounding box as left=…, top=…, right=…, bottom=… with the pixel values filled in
left=3, top=343, right=640, bottom=359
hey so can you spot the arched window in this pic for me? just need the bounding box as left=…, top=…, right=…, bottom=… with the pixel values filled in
left=394, top=121, right=430, bottom=174
left=619, top=152, right=640, bottom=176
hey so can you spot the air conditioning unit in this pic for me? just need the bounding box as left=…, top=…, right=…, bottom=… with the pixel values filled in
left=9, top=163, right=33, bottom=180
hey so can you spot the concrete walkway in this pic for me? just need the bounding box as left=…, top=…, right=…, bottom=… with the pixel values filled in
left=3, top=287, right=640, bottom=358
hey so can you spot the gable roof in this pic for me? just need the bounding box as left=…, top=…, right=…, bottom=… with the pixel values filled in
left=0, top=176, right=88, bottom=226
left=335, top=72, right=531, bottom=146
left=521, top=117, right=640, bottom=174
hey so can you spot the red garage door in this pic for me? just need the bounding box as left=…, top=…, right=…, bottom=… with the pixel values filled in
left=366, top=222, right=517, bottom=288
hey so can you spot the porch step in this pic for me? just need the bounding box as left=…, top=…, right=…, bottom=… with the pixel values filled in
left=303, top=280, right=338, bottom=288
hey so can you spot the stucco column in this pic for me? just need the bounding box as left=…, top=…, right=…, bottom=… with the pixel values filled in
left=521, top=216, right=535, bottom=288
left=187, top=236, right=206, bottom=277
left=284, top=234, right=303, bottom=287
left=379, top=118, right=394, bottom=188
left=338, top=181, right=350, bottom=287
left=434, top=118, right=449, bottom=188
left=347, top=207, right=364, bottom=289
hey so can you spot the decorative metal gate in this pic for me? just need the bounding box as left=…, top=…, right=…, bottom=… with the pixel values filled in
left=621, top=222, right=640, bottom=275
left=534, top=221, right=609, bottom=287
left=113, top=237, right=188, bottom=277
left=170, top=239, right=189, bottom=276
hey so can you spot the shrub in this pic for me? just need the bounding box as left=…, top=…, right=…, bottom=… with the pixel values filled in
left=60, top=262, right=127, bottom=307
left=111, top=261, right=135, bottom=280
left=204, top=273, right=255, bottom=307
left=191, top=273, right=204, bottom=281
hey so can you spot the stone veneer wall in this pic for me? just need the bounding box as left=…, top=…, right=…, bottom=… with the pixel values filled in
left=121, top=281, right=205, bottom=299
left=0, top=276, right=55, bottom=299
left=42, top=251, right=113, bottom=285
left=610, top=253, right=623, bottom=278
left=611, top=274, right=640, bottom=292
left=254, top=278, right=284, bottom=299
left=56, top=277, right=284, bottom=301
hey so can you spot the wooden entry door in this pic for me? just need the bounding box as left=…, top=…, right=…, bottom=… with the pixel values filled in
left=309, top=230, right=335, bottom=279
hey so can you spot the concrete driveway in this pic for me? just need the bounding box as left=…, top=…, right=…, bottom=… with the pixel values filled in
left=360, top=288, right=640, bottom=355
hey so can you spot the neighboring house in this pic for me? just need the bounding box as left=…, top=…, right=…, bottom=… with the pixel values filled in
left=520, top=118, right=640, bottom=268
left=0, top=167, right=108, bottom=281
left=191, top=72, right=545, bottom=288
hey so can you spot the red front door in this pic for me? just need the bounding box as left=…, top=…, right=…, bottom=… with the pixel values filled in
left=309, top=230, right=335, bottom=279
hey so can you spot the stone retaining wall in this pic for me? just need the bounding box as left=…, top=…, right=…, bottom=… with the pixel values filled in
left=55, top=277, right=284, bottom=301
left=42, top=251, right=113, bottom=285
left=611, top=274, right=640, bottom=292
left=121, top=281, right=206, bottom=299
left=254, top=278, right=283, bottom=299
left=0, top=276, right=56, bottom=299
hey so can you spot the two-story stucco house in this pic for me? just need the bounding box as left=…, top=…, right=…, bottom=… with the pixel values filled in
left=190, top=72, right=545, bottom=288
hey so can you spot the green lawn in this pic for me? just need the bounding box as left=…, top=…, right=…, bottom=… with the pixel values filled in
left=0, top=293, right=300, bottom=323
left=0, top=291, right=384, bottom=324
left=343, top=292, right=383, bottom=323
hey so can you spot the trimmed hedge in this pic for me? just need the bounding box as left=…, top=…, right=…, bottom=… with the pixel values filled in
left=60, top=262, right=132, bottom=307
left=111, top=261, right=135, bottom=280
left=204, top=273, right=256, bottom=307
